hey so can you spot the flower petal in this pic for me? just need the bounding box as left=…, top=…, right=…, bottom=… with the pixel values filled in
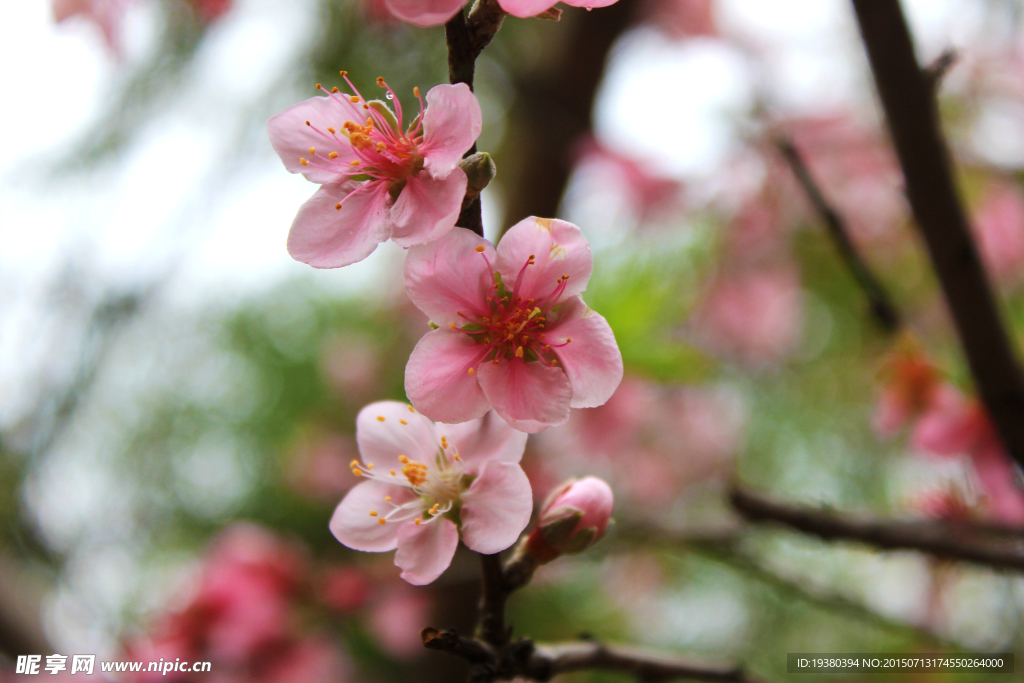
left=287, top=181, right=390, bottom=269
left=356, top=401, right=439, bottom=471
left=267, top=94, right=361, bottom=183
left=476, top=357, right=572, bottom=433
left=383, top=0, right=466, bottom=26
left=394, top=518, right=459, bottom=585
left=406, top=330, right=491, bottom=423
left=546, top=296, right=623, bottom=409
left=420, top=84, right=483, bottom=179
left=495, top=217, right=593, bottom=303
left=404, top=227, right=494, bottom=327
left=496, top=0, right=557, bottom=18
left=330, top=481, right=414, bottom=552
left=460, top=461, right=533, bottom=554
left=436, top=411, right=528, bottom=473
left=390, top=170, right=467, bottom=247
left=560, top=0, right=619, bottom=8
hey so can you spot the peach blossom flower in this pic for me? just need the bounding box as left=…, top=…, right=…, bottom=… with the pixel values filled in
left=267, top=78, right=481, bottom=268
left=330, top=402, right=532, bottom=585
left=404, top=219, right=623, bottom=432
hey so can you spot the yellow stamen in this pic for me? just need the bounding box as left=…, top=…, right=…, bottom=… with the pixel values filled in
left=377, top=416, right=385, bottom=422
left=376, top=76, right=386, bottom=86
left=350, top=160, right=360, bottom=167
left=389, top=469, right=396, bottom=476
left=398, top=455, right=409, bottom=464
left=449, top=323, right=456, bottom=329
left=408, top=406, right=415, bottom=413
left=378, top=519, right=386, bottom=525
left=350, top=96, right=360, bottom=103
left=475, top=245, right=486, bottom=253
left=414, top=519, right=422, bottom=525
left=399, top=419, right=408, bottom=425
left=309, top=147, right=316, bottom=154
left=329, top=152, right=339, bottom=159
left=468, top=367, right=475, bottom=376
left=299, top=158, right=308, bottom=166
left=369, top=510, right=378, bottom=517
left=328, top=127, right=336, bottom=134
left=331, top=87, right=339, bottom=93
left=366, top=463, right=375, bottom=469
left=340, top=70, right=348, bottom=76
left=335, top=203, right=341, bottom=210
left=384, top=496, right=392, bottom=501
left=316, top=83, right=322, bottom=90
left=350, top=460, right=360, bottom=468
left=515, top=346, right=524, bottom=358
left=413, top=86, right=420, bottom=97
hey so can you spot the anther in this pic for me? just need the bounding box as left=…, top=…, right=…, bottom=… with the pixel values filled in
left=350, top=96, right=360, bottom=103
left=335, top=203, right=341, bottom=210
left=378, top=519, right=386, bottom=525
left=329, top=152, right=339, bottom=159
left=399, top=419, right=407, bottom=425
left=475, top=245, right=486, bottom=253
left=413, top=86, right=420, bottom=97
left=515, top=346, right=524, bottom=358
left=316, top=83, right=322, bottom=90
left=369, top=510, right=378, bottom=517
left=408, top=406, right=415, bottom=413
left=398, top=455, right=410, bottom=464
left=414, top=519, right=422, bottom=525
left=327, top=127, right=336, bottom=134
left=305, top=120, right=310, bottom=126
left=350, top=160, right=359, bottom=167
left=468, top=367, right=475, bottom=375
left=309, top=147, right=315, bottom=154
left=377, top=416, right=386, bottom=422
left=389, top=469, right=396, bottom=476
left=366, top=463, right=375, bottom=469
left=300, top=158, right=308, bottom=166
left=376, top=76, right=385, bottom=86
left=331, top=87, right=339, bottom=93
left=384, top=496, right=392, bottom=501
left=339, top=70, right=348, bottom=76
left=449, top=323, right=456, bottom=329
left=350, top=460, right=360, bottom=468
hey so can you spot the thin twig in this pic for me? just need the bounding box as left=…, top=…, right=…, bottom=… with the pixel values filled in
left=776, top=138, right=901, bottom=332
left=850, top=0, right=1024, bottom=471
left=731, top=486, right=1024, bottom=572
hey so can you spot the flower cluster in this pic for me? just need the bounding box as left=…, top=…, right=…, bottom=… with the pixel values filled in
left=268, top=0, right=625, bottom=587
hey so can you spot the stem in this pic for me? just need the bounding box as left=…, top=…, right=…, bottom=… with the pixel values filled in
left=477, top=552, right=510, bottom=647
left=732, top=486, right=1024, bottom=572
left=776, top=138, right=901, bottom=332
left=850, top=0, right=1024, bottom=470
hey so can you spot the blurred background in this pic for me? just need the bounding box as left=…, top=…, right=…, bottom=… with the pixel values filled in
left=3, top=0, right=1024, bottom=680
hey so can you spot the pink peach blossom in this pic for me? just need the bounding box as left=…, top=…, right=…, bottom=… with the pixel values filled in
left=574, top=137, right=684, bottom=219
left=381, top=0, right=466, bottom=25
left=972, top=179, right=1024, bottom=286
left=330, top=401, right=532, bottom=585
left=497, top=0, right=619, bottom=19
left=404, top=218, right=623, bottom=432
left=267, top=78, right=481, bottom=268
left=872, top=342, right=942, bottom=439
left=191, top=0, right=232, bottom=22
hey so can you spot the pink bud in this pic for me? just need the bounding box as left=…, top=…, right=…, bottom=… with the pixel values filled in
left=526, top=477, right=614, bottom=562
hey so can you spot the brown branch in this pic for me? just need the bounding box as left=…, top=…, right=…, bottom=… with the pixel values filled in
left=421, top=629, right=763, bottom=683
left=850, top=0, right=1024, bottom=470
left=731, top=486, right=1024, bottom=572
left=476, top=552, right=511, bottom=647
left=776, top=138, right=901, bottom=332
left=445, top=0, right=505, bottom=237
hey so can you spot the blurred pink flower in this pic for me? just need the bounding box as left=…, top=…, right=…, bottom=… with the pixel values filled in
left=912, top=392, right=1024, bottom=525
left=267, top=79, right=481, bottom=268
left=288, top=430, right=358, bottom=501
left=318, top=566, right=374, bottom=613
left=330, top=402, right=532, bottom=585
left=379, top=0, right=466, bottom=25
left=191, top=0, right=232, bottom=22
left=781, top=114, right=907, bottom=249
left=645, top=0, right=717, bottom=38
left=497, top=0, right=619, bottom=19
left=972, top=179, right=1024, bottom=286
left=253, top=638, right=349, bottom=683
left=693, top=266, right=803, bottom=366
left=52, top=0, right=131, bottom=56
left=367, top=585, right=431, bottom=658
left=872, top=342, right=941, bottom=438
left=574, top=137, right=684, bottom=219
left=321, top=333, right=381, bottom=400
left=404, top=219, right=623, bottom=432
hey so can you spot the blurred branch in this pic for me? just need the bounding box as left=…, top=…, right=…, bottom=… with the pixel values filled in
left=501, top=0, right=637, bottom=233
left=731, top=486, right=1024, bottom=572
left=0, top=551, right=52, bottom=658
left=923, top=48, right=958, bottom=91
left=850, top=0, right=1024, bottom=471
left=422, top=628, right=763, bottom=682
left=776, top=138, right=902, bottom=332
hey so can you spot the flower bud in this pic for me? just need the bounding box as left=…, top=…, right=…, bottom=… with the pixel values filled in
left=525, top=477, right=613, bottom=562
left=460, top=152, right=497, bottom=196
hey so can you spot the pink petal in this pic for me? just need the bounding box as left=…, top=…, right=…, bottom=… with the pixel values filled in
left=383, top=0, right=465, bottom=26
left=910, top=386, right=978, bottom=457
left=545, top=295, right=622, bottom=409
left=973, top=444, right=1024, bottom=525
left=560, top=0, right=619, bottom=8
left=405, top=330, right=491, bottom=423
left=287, top=181, right=390, bottom=269
left=872, top=389, right=911, bottom=439
left=390, top=169, right=467, bottom=247
left=420, top=84, right=483, bottom=178
left=330, top=481, right=414, bottom=552
left=496, top=217, right=593, bottom=303
left=404, top=227, right=494, bottom=327
left=356, top=401, right=439, bottom=471
left=436, top=410, right=528, bottom=474
left=496, top=0, right=556, bottom=18
left=476, top=357, right=573, bottom=433
left=460, top=461, right=533, bottom=554
left=267, top=95, right=360, bottom=184
left=394, top=517, right=459, bottom=585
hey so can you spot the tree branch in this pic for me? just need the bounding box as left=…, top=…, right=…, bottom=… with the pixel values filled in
left=444, top=0, right=505, bottom=237
left=850, top=0, right=1024, bottom=470
left=776, top=138, right=901, bottom=332
left=422, top=629, right=763, bottom=683
left=731, top=486, right=1024, bottom=572
left=476, top=552, right=510, bottom=647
